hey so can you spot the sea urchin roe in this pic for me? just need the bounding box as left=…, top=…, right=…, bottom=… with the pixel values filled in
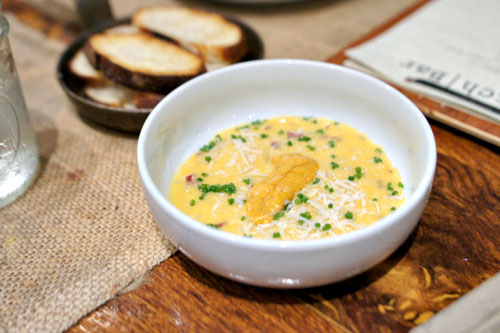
left=169, top=116, right=405, bottom=240
left=246, top=153, right=319, bottom=224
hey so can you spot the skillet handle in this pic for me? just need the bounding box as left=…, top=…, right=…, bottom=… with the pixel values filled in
left=75, top=0, right=113, bottom=28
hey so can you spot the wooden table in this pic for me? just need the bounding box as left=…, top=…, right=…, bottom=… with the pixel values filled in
left=4, top=1, right=499, bottom=332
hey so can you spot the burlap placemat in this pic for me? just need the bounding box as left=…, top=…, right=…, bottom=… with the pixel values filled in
left=0, top=15, right=175, bottom=332
left=0, top=0, right=418, bottom=331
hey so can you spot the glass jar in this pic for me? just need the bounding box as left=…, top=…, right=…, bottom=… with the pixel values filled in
left=0, top=10, right=39, bottom=208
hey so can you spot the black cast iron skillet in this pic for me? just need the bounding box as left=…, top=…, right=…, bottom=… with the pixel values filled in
left=57, top=16, right=264, bottom=133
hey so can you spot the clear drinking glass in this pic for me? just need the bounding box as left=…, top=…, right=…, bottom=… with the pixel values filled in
left=0, top=9, right=39, bottom=208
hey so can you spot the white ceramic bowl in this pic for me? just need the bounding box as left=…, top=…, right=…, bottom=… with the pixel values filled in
left=137, top=59, right=436, bottom=288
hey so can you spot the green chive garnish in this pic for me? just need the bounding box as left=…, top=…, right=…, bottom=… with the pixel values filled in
left=273, top=232, right=281, bottom=238
left=331, top=161, right=339, bottom=169
left=260, top=134, right=268, bottom=139
left=374, top=157, right=383, bottom=163
left=189, top=199, right=196, bottom=206
left=228, top=198, right=235, bottom=205
left=287, top=141, right=293, bottom=146
left=328, top=140, right=335, bottom=148
left=205, top=156, right=211, bottom=162
left=243, top=178, right=251, bottom=185
left=344, top=211, right=353, bottom=219
left=322, top=223, right=332, bottom=231
left=300, top=212, right=312, bottom=220
left=312, top=178, right=320, bottom=184
left=328, top=203, right=333, bottom=209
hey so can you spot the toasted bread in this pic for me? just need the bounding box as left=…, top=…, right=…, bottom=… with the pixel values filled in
left=84, top=80, right=164, bottom=109
left=69, top=50, right=102, bottom=82
left=85, top=32, right=206, bottom=93
left=132, top=6, right=248, bottom=64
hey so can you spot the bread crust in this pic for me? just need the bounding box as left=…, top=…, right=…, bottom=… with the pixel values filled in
left=132, top=6, right=248, bottom=64
left=84, top=33, right=206, bottom=93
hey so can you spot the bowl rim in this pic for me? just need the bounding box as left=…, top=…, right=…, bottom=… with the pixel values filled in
left=137, top=59, right=437, bottom=251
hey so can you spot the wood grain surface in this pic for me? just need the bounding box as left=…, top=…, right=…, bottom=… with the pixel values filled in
left=4, top=1, right=500, bottom=332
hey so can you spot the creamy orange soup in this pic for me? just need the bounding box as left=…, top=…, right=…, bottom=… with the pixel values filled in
left=169, top=116, right=405, bottom=240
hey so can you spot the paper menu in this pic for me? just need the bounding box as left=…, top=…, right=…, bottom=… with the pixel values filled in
left=345, top=0, right=500, bottom=123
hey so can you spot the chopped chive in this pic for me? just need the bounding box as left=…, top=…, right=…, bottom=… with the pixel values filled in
left=205, top=156, right=211, bottom=162
left=316, top=129, right=325, bottom=135
left=324, top=185, right=329, bottom=190
left=198, top=183, right=237, bottom=195
left=344, top=211, right=353, bottom=219
left=201, top=172, right=209, bottom=177
left=189, top=199, right=196, bottom=206
left=228, top=198, right=235, bottom=205
left=374, top=157, right=383, bottom=163
left=242, top=178, right=251, bottom=185
left=273, top=232, right=281, bottom=238
left=387, top=182, right=394, bottom=191
left=251, top=119, right=264, bottom=126
left=328, top=203, right=333, bottom=209
left=322, top=223, right=332, bottom=231
left=278, top=130, right=285, bottom=135
left=297, top=136, right=311, bottom=142
left=328, top=140, right=335, bottom=148
left=348, top=166, right=364, bottom=181
left=331, top=161, right=339, bottom=169
left=216, top=134, right=222, bottom=142
left=196, top=177, right=203, bottom=182
left=391, top=207, right=396, bottom=211
left=199, top=194, right=205, bottom=200
left=260, top=134, right=269, bottom=139
left=287, top=140, right=293, bottom=146
left=273, top=211, right=285, bottom=220
left=306, top=145, right=316, bottom=151
left=392, top=191, right=399, bottom=196
left=241, top=216, right=246, bottom=221
left=315, top=223, right=321, bottom=228
left=231, top=134, right=247, bottom=143
left=200, top=140, right=216, bottom=152
left=330, top=154, right=336, bottom=159
left=207, top=223, right=219, bottom=229
left=329, top=187, right=334, bottom=193
left=300, top=212, right=312, bottom=220
left=298, top=219, right=304, bottom=225
left=375, top=148, right=383, bottom=153
left=398, top=182, right=405, bottom=189
left=243, top=199, right=247, bottom=204
left=294, top=198, right=302, bottom=204
left=312, top=178, right=320, bottom=184
left=312, top=119, right=318, bottom=124
left=372, top=198, right=378, bottom=201
left=334, top=121, right=341, bottom=125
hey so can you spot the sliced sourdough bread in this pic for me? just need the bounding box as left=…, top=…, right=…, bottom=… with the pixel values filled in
left=84, top=80, right=164, bottom=109
left=132, top=6, right=248, bottom=65
left=85, top=32, right=206, bottom=93
left=70, top=50, right=102, bottom=82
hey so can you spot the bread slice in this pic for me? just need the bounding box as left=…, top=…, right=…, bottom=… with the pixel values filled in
left=85, top=32, right=206, bottom=93
left=70, top=50, right=102, bottom=82
left=84, top=80, right=164, bottom=109
left=132, top=6, right=248, bottom=64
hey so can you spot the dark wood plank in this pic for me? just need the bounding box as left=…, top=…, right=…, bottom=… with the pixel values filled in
left=70, top=254, right=345, bottom=332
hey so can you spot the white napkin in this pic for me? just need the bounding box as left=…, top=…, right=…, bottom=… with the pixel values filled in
left=345, top=0, right=500, bottom=123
